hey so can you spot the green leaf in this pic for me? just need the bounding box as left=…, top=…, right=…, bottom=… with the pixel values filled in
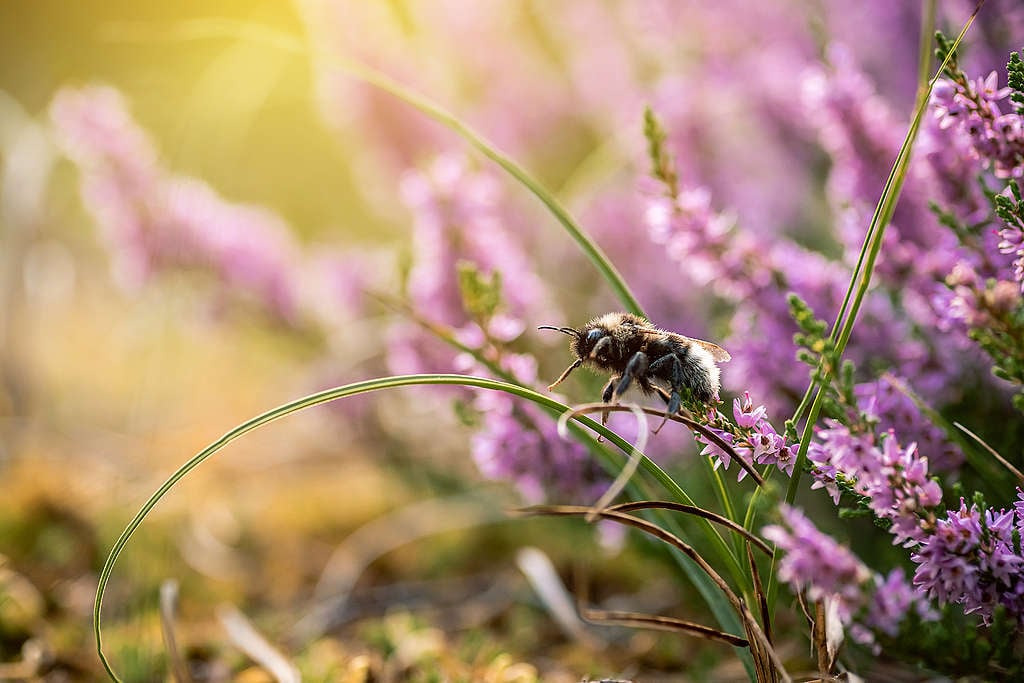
left=456, top=261, right=503, bottom=321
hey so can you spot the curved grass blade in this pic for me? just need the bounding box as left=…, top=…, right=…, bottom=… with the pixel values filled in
left=519, top=503, right=770, bottom=557
left=566, top=404, right=765, bottom=487
left=93, top=374, right=708, bottom=681
left=581, top=608, right=750, bottom=647
left=607, top=502, right=772, bottom=556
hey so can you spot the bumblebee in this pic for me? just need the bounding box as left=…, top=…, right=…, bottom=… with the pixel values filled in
left=539, top=312, right=730, bottom=417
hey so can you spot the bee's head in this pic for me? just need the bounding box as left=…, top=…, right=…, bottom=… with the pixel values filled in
left=538, top=323, right=611, bottom=360
left=538, top=315, right=632, bottom=391
left=576, top=325, right=612, bottom=363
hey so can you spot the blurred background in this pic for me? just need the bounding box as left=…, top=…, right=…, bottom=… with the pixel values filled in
left=2, top=1, right=1023, bottom=681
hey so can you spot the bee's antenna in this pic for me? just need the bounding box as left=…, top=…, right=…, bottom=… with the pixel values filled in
left=538, top=325, right=580, bottom=338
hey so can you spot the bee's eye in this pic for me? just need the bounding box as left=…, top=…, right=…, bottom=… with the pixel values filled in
left=586, top=328, right=604, bottom=346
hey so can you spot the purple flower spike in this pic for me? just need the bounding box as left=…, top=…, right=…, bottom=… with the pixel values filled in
left=912, top=499, right=1024, bottom=624
left=50, top=85, right=302, bottom=321
left=766, top=507, right=938, bottom=650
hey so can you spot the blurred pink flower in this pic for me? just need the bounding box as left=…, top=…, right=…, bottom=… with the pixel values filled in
left=51, top=85, right=302, bottom=321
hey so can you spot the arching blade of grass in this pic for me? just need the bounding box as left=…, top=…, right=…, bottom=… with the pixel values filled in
left=101, top=19, right=645, bottom=319
left=94, top=374, right=738, bottom=681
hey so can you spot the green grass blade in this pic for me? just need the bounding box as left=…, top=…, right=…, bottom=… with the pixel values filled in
left=94, top=373, right=744, bottom=680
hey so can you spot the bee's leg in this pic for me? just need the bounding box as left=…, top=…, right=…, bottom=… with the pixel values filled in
left=648, top=355, right=685, bottom=434
left=595, top=376, right=619, bottom=441
left=601, top=377, right=618, bottom=405
left=644, top=388, right=672, bottom=434
left=613, top=352, right=649, bottom=401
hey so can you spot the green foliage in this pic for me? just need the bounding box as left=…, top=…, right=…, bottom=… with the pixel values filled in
left=934, top=31, right=962, bottom=80
left=963, top=280, right=1024, bottom=405
left=993, top=180, right=1024, bottom=231
left=874, top=606, right=1024, bottom=682
left=452, top=397, right=481, bottom=427
left=457, top=260, right=504, bottom=322
left=788, top=293, right=855, bottom=419
left=643, top=105, right=679, bottom=197
left=1008, top=51, right=1024, bottom=112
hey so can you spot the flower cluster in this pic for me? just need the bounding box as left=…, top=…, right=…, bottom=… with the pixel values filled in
left=996, top=184, right=1024, bottom=292
left=854, top=376, right=964, bottom=474
left=807, top=423, right=942, bottom=544
left=472, top=384, right=605, bottom=505
left=695, top=392, right=798, bottom=480
left=866, top=568, right=938, bottom=639
left=912, top=495, right=1024, bottom=624
left=998, top=217, right=1024, bottom=288
left=763, top=506, right=936, bottom=649
left=932, top=71, right=1024, bottom=179
left=50, top=86, right=302, bottom=321
left=938, top=261, right=1022, bottom=332
left=764, top=506, right=872, bottom=624
left=807, top=417, right=1024, bottom=626
left=386, top=154, right=616, bottom=501
left=387, top=154, right=551, bottom=377
left=644, top=174, right=835, bottom=413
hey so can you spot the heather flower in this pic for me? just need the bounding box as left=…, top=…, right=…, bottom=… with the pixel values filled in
left=764, top=506, right=872, bottom=623
left=577, top=188, right=711, bottom=333
left=644, top=172, right=945, bottom=413
left=471, top=391, right=603, bottom=504
left=1016, top=488, right=1024, bottom=535
left=692, top=392, right=797, bottom=481
left=866, top=568, right=938, bottom=638
left=920, top=103, right=990, bottom=228
left=161, top=178, right=300, bottom=321
left=469, top=358, right=602, bottom=504
left=808, top=422, right=945, bottom=546
left=388, top=154, right=553, bottom=378
left=697, top=426, right=739, bottom=474
left=911, top=499, right=1024, bottom=624
left=996, top=186, right=1024, bottom=291
left=810, top=416, right=1024, bottom=625
left=937, top=260, right=1024, bottom=350
left=803, top=45, right=946, bottom=254
left=50, top=85, right=301, bottom=321
left=854, top=376, right=964, bottom=474
left=398, top=154, right=548, bottom=324
left=932, top=69, right=1024, bottom=179
left=643, top=181, right=810, bottom=410
left=49, top=85, right=158, bottom=183
left=387, top=153, right=627, bottom=501
left=766, top=507, right=938, bottom=650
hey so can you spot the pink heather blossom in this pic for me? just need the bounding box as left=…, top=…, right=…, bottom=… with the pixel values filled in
left=932, top=69, right=1024, bottom=179
left=808, top=423, right=943, bottom=546
left=50, top=85, right=302, bottom=321
left=765, top=506, right=936, bottom=648
left=912, top=498, right=1024, bottom=624
left=692, top=391, right=797, bottom=481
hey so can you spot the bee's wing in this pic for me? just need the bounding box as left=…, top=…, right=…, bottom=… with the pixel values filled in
left=638, top=326, right=732, bottom=362
left=683, top=336, right=732, bottom=362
